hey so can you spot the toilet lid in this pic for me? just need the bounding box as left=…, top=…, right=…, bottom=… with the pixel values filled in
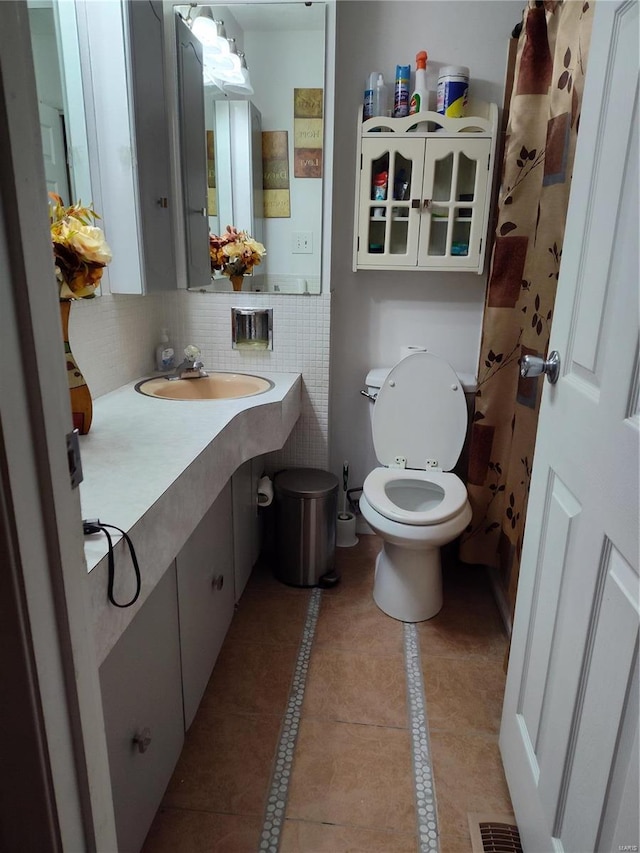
left=372, top=352, right=467, bottom=471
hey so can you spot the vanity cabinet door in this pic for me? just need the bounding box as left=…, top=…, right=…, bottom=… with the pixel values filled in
left=232, top=457, right=263, bottom=602
left=99, top=564, right=184, bottom=853
left=126, top=0, right=176, bottom=292
left=176, top=481, right=235, bottom=729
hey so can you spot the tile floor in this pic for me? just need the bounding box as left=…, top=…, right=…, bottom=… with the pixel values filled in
left=143, top=535, right=513, bottom=853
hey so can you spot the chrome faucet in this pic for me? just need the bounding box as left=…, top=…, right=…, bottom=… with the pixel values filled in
left=170, top=345, right=208, bottom=380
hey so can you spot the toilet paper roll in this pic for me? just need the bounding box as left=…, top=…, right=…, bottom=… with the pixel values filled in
left=336, top=512, right=359, bottom=548
left=257, top=476, right=273, bottom=507
left=400, top=345, right=427, bottom=359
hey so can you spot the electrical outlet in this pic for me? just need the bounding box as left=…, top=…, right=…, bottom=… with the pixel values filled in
left=292, top=231, right=313, bottom=254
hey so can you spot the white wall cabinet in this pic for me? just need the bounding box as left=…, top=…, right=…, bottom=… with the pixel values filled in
left=99, top=565, right=184, bottom=853
left=176, top=481, right=235, bottom=730
left=353, top=103, right=498, bottom=274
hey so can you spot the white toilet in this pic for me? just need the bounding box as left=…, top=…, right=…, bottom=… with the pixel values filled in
left=360, top=351, right=473, bottom=622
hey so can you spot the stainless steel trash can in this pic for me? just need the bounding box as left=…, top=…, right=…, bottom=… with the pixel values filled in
left=274, top=468, right=339, bottom=587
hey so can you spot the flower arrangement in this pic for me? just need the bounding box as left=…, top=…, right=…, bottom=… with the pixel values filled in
left=48, top=193, right=112, bottom=300
left=209, top=226, right=266, bottom=282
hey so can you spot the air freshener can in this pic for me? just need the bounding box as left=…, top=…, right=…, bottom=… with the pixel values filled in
left=437, top=66, right=469, bottom=117
left=393, top=65, right=410, bottom=117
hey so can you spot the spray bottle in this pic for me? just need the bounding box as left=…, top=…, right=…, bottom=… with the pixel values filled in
left=409, top=50, right=429, bottom=116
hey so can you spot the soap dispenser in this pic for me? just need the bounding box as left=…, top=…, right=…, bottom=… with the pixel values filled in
left=155, top=328, right=175, bottom=372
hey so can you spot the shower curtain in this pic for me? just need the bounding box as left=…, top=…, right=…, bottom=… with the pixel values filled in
left=459, top=0, right=594, bottom=615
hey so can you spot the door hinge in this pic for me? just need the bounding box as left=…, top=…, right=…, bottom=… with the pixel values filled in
left=487, top=154, right=491, bottom=170
left=479, top=238, right=483, bottom=254
left=66, top=428, right=83, bottom=489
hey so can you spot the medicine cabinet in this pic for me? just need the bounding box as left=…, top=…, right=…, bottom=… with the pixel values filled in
left=353, top=101, right=498, bottom=274
left=81, top=0, right=177, bottom=294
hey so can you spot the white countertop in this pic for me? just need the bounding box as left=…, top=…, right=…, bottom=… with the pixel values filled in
left=82, top=371, right=301, bottom=664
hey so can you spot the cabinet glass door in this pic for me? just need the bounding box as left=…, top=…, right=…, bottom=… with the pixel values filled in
left=358, top=137, right=424, bottom=266
left=418, top=137, right=491, bottom=268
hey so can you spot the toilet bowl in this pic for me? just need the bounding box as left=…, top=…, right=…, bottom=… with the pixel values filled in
left=360, top=352, right=472, bottom=622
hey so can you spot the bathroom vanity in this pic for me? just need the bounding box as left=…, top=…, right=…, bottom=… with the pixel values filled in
left=80, top=371, right=301, bottom=852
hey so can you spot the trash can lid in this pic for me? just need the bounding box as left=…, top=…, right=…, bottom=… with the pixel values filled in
left=275, top=468, right=339, bottom=498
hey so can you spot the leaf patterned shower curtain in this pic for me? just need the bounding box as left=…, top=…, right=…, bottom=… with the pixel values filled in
left=459, top=0, right=593, bottom=615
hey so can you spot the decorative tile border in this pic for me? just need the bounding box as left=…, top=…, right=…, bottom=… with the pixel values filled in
left=260, top=588, right=323, bottom=852
left=404, top=623, right=440, bottom=853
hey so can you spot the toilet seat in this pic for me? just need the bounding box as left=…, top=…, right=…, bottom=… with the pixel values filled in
left=364, top=467, right=468, bottom=526
left=372, top=351, right=467, bottom=472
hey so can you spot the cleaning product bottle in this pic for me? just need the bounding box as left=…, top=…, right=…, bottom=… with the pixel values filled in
left=373, top=73, right=389, bottom=119
left=364, top=72, right=389, bottom=120
left=409, top=50, right=429, bottom=116
left=393, top=64, right=410, bottom=117
left=155, top=328, right=175, bottom=373
left=364, top=71, right=381, bottom=119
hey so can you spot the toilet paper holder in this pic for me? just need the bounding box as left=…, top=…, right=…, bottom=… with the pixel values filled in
left=232, top=307, right=273, bottom=351
left=257, top=475, right=273, bottom=507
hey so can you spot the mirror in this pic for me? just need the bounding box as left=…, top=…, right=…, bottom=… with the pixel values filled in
left=176, top=2, right=326, bottom=294
left=28, top=0, right=101, bottom=290
left=28, top=0, right=93, bottom=219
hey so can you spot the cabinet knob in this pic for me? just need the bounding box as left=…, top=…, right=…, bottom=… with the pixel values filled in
left=423, top=199, right=432, bottom=209
left=132, top=727, right=152, bottom=754
left=212, top=574, right=225, bottom=591
left=411, top=199, right=420, bottom=209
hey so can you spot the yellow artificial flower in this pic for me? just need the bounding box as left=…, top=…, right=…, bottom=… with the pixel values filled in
left=49, top=193, right=112, bottom=300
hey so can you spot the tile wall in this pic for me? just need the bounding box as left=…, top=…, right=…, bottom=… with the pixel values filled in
left=174, top=290, right=331, bottom=471
left=70, top=290, right=331, bottom=471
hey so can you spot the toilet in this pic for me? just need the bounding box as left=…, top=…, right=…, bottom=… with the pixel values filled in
left=360, top=351, right=473, bottom=622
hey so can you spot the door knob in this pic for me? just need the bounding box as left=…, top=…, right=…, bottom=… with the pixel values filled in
left=132, top=727, right=152, bottom=754
left=520, top=351, right=560, bottom=384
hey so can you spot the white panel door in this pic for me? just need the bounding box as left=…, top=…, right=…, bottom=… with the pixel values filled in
left=39, top=102, right=70, bottom=202
left=500, top=4, right=639, bottom=852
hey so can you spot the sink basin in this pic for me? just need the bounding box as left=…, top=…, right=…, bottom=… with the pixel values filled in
left=135, top=373, right=273, bottom=401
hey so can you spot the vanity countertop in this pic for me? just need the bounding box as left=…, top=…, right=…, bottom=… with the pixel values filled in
left=81, top=371, right=301, bottom=664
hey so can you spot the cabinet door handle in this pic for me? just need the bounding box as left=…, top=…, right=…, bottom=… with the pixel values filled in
left=132, top=727, right=152, bottom=754
left=156, top=197, right=168, bottom=208
left=411, top=199, right=421, bottom=209
left=423, top=199, right=432, bottom=209
left=212, top=574, right=224, bottom=591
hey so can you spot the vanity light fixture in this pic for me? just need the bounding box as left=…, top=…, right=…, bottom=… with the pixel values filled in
left=186, top=7, right=254, bottom=96
left=188, top=7, right=230, bottom=54
left=223, top=52, right=254, bottom=96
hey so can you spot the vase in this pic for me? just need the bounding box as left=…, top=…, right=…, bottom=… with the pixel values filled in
left=59, top=300, right=93, bottom=434
left=230, top=274, right=244, bottom=292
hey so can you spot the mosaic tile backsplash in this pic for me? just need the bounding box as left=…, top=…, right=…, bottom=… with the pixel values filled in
left=69, top=290, right=331, bottom=471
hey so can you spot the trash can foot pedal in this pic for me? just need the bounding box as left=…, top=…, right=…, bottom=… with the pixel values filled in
left=318, top=571, right=340, bottom=589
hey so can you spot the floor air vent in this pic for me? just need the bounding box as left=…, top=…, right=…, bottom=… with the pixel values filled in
left=468, top=813, right=523, bottom=853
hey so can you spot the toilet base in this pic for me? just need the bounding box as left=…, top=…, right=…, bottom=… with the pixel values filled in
left=373, top=541, right=443, bottom=622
